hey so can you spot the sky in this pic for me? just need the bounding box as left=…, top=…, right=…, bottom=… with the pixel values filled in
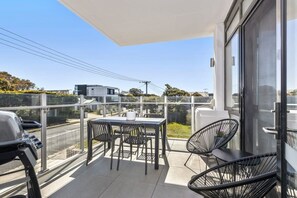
left=0, top=0, right=214, bottom=95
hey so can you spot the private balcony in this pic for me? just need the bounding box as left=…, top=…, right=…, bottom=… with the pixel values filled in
left=1, top=0, right=297, bottom=197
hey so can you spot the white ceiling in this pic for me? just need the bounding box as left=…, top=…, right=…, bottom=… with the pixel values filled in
left=60, top=0, right=233, bottom=46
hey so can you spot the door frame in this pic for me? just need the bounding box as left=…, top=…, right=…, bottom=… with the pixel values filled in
left=224, top=0, right=288, bottom=196
left=279, top=0, right=287, bottom=197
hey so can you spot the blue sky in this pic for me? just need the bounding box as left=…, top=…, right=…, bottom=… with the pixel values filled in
left=0, top=0, right=214, bottom=95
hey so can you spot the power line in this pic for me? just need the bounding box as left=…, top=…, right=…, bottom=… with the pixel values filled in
left=150, top=83, right=165, bottom=91
left=148, top=86, right=164, bottom=95
left=0, top=40, right=135, bottom=81
left=0, top=32, right=131, bottom=80
left=0, top=27, right=167, bottom=91
left=0, top=41, right=122, bottom=78
left=0, top=27, right=141, bottom=81
left=136, top=84, right=145, bottom=89
left=0, top=27, right=144, bottom=82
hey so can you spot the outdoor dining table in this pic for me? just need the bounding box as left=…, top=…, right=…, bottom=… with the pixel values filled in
left=87, top=116, right=167, bottom=170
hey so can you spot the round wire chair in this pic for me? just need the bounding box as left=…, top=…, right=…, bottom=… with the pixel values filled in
left=188, top=152, right=277, bottom=198
left=184, top=119, right=239, bottom=166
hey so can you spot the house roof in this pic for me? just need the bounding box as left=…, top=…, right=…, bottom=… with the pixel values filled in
left=60, top=0, right=233, bottom=46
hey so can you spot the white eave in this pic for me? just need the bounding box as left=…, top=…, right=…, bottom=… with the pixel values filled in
left=60, top=0, right=233, bottom=46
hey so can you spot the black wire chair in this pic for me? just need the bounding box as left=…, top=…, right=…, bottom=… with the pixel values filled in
left=143, top=113, right=163, bottom=118
left=188, top=152, right=277, bottom=198
left=86, top=121, right=121, bottom=169
left=121, top=112, right=139, bottom=117
left=287, top=178, right=297, bottom=198
left=143, top=113, right=164, bottom=137
left=285, top=130, right=297, bottom=198
left=117, top=122, right=153, bottom=175
left=184, top=119, right=239, bottom=167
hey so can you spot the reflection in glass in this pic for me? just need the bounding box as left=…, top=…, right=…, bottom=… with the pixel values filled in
left=286, top=0, right=297, bottom=195
left=227, top=11, right=240, bottom=39
left=242, top=0, right=254, bottom=15
left=244, top=0, right=276, bottom=154
left=226, top=32, right=239, bottom=111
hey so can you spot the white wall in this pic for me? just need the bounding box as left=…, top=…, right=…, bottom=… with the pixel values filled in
left=214, top=23, right=225, bottom=111
left=87, top=86, right=106, bottom=96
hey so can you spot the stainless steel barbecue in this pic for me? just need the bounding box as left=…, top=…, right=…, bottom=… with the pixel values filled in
left=0, top=110, right=42, bottom=198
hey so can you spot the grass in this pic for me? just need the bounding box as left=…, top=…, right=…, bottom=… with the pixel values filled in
left=167, top=122, right=191, bottom=139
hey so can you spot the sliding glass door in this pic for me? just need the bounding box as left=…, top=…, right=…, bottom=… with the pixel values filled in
left=243, top=0, right=277, bottom=154
left=243, top=0, right=297, bottom=196
left=227, top=0, right=296, bottom=196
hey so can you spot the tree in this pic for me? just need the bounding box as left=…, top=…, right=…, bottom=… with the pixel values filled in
left=163, top=84, right=190, bottom=96
left=129, top=88, right=143, bottom=96
left=162, top=84, right=190, bottom=124
left=191, top=92, right=202, bottom=96
left=0, top=71, right=35, bottom=90
left=14, top=79, right=35, bottom=90
left=289, top=89, right=297, bottom=96
left=0, top=78, right=12, bottom=91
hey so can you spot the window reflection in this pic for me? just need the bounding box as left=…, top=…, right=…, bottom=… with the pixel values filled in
left=226, top=32, right=239, bottom=112
left=286, top=0, right=297, bottom=194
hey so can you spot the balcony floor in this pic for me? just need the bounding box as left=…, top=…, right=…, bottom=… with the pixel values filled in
left=41, top=139, right=203, bottom=198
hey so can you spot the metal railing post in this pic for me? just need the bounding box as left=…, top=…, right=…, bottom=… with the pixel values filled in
left=103, top=96, right=107, bottom=117
left=79, top=95, right=85, bottom=152
left=140, top=96, right=143, bottom=116
left=40, top=93, right=48, bottom=172
left=191, top=96, right=195, bottom=134
left=118, top=96, right=122, bottom=116
left=164, top=96, right=168, bottom=122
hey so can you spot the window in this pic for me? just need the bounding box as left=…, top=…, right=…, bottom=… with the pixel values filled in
left=107, top=88, right=115, bottom=95
left=225, top=32, right=239, bottom=112
left=242, top=0, right=254, bottom=15
left=227, top=11, right=240, bottom=40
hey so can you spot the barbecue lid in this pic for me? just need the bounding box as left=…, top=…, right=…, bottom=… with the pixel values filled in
left=0, top=111, right=24, bottom=142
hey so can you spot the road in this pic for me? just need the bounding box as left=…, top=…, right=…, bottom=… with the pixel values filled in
left=32, top=121, right=88, bottom=157
left=0, top=120, right=89, bottom=174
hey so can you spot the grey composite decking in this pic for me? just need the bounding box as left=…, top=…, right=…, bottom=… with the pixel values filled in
left=41, top=139, right=203, bottom=198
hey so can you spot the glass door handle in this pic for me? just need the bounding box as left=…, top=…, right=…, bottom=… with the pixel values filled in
left=263, top=127, right=297, bottom=134
left=272, top=102, right=281, bottom=131
left=263, top=127, right=278, bottom=135
left=287, top=129, right=297, bottom=133
left=271, top=110, right=290, bottom=113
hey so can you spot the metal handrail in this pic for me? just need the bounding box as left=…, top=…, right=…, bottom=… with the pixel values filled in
left=0, top=94, right=214, bottom=173
left=0, top=102, right=211, bottom=111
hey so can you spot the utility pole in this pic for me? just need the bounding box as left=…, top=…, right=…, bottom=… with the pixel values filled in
left=139, top=81, right=151, bottom=94
left=140, top=81, right=151, bottom=115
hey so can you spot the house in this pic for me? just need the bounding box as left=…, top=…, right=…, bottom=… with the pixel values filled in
left=74, top=84, right=120, bottom=102
left=76, top=97, right=98, bottom=111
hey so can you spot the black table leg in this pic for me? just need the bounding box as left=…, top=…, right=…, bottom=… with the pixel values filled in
left=155, top=125, right=159, bottom=169
left=87, top=121, right=92, bottom=164
left=162, top=123, right=166, bottom=155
